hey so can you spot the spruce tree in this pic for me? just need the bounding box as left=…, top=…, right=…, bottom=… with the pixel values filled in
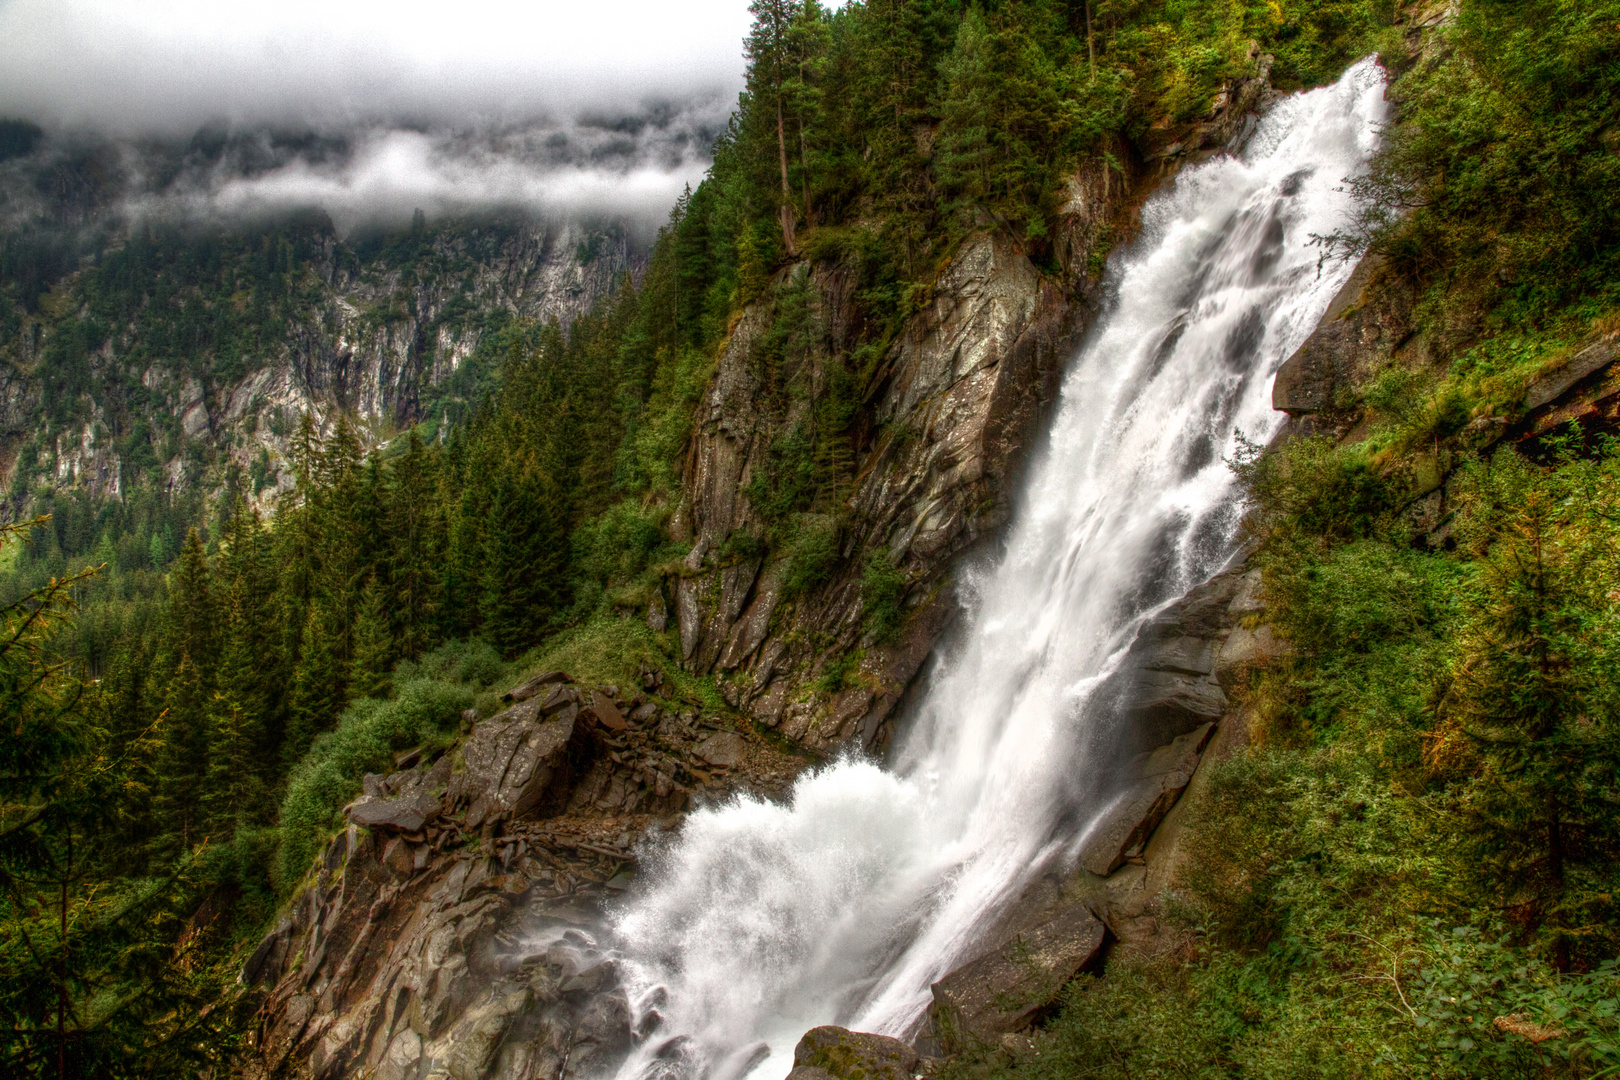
left=1443, top=453, right=1620, bottom=969
left=481, top=468, right=569, bottom=658
left=349, top=574, right=393, bottom=701
left=284, top=597, right=346, bottom=770
left=153, top=529, right=219, bottom=853
left=746, top=0, right=802, bottom=255
left=440, top=485, right=485, bottom=642
left=389, top=429, right=440, bottom=658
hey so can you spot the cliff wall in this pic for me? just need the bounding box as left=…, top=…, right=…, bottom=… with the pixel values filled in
left=0, top=221, right=637, bottom=514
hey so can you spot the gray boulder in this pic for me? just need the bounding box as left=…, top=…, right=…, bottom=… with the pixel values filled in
left=789, top=1025, right=919, bottom=1080
left=1078, top=722, right=1217, bottom=877
left=448, top=699, right=593, bottom=829
left=929, top=904, right=1107, bottom=1049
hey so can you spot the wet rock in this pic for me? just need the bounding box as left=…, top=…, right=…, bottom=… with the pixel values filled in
left=693, top=731, right=744, bottom=768
left=786, top=1068, right=837, bottom=1080
left=1273, top=255, right=1415, bottom=416
left=1078, top=722, right=1217, bottom=877
left=503, top=670, right=573, bottom=704
left=929, top=904, right=1107, bottom=1048
left=790, top=1026, right=919, bottom=1080
left=347, top=789, right=440, bottom=833
left=1100, top=568, right=1244, bottom=755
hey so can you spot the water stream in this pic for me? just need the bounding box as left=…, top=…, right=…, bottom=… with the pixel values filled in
left=603, top=57, right=1389, bottom=1080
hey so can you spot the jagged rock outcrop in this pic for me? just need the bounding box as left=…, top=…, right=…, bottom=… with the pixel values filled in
left=244, top=672, right=807, bottom=1080
left=669, top=192, right=1128, bottom=755
left=1077, top=722, right=1218, bottom=878
left=1272, top=254, right=1418, bottom=420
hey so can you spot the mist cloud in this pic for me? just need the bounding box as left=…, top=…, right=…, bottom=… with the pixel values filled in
left=122, top=113, right=724, bottom=235
left=0, top=0, right=751, bottom=132
left=0, top=0, right=752, bottom=232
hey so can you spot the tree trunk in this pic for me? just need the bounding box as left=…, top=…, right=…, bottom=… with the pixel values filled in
left=777, top=101, right=797, bottom=256
left=1085, top=0, right=1095, bottom=77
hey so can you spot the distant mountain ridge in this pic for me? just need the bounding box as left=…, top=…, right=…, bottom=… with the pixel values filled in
left=0, top=123, right=650, bottom=519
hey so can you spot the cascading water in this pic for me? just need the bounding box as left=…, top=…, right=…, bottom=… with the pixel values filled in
left=606, top=57, right=1389, bottom=1080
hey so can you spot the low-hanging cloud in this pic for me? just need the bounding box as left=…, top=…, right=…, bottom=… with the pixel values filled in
left=0, top=0, right=753, bottom=232
left=0, top=0, right=751, bottom=132
left=119, top=113, right=725, bottom=235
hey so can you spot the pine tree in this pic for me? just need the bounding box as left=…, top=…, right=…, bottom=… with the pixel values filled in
left=746, top=0, right=802, bottom=255
left=440, top=485, right=486, bottom=642
left=0, top=519, right=236, bottom=1077
left=389, top=429, right=440, bottom=658
left=284, top=597, right=346, bottom=770
left=153, top=528, right=219, bottom=852
left=785, top=0, right=832, bottom=225
left=349, top=574, right=393, bottom=701
left=216, top=501, right=284, bottom=771
left=1439, top=453, right=1620, bottom=969
left=481, top=468, right=569, bottom=658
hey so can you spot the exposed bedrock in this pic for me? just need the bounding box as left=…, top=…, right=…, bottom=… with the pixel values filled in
left=0, top=221, right=632, bottom=512
left=669, top=226, right=1090, bottom=755
left=242, top=672, right=808, bottom=1080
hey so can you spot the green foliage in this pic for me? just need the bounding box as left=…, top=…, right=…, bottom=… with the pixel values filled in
left=782, top=514, right=843, bottom=599
left=275, top=677, right=473, bottom=890
left=1334, top=0, right=1620, bottom=326
left=504, top=615, right=725, bottom=714
left=0, top=518, right=244, bottom=1077
left=860, top=547, right=907, bottom=644
left=1431, top=451, right=1620, bottom=968
left=975, top=382, right=1620, bottom=1077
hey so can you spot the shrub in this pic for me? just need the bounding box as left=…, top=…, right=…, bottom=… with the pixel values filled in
left=274, top=678, right=472, bottom=891
left=860, top=549, right=907, bottom=645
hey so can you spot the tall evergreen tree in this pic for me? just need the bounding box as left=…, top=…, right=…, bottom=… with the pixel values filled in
left=1441, top=453, right=1620, bottom=970
left=349, top=574, right=394, bottom=701
left=481, top=467, right=569, bottom=658
left=284, top=597, right=346, bottom=770
left=153, top=529, right=218, bottom=852
left=747, top=0, right=803, bottom=255
left=389, top=430, right=440, bottom=658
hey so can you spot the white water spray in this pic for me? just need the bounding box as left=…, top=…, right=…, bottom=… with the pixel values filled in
left=606, top=57, right=1389, bottom=1080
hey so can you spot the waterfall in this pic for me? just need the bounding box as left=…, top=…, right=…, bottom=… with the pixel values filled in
left=605, top=57, right=1390, bottom=1080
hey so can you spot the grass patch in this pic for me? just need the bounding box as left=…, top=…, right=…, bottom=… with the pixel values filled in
left=499, top=614, right=727, bottom=715
left=274, top=677, right=473, bottom=891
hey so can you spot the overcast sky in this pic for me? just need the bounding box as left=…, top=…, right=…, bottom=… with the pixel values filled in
left=0, top=0, right=755, bottom=130
left=0, top=0, right=758, bottom=230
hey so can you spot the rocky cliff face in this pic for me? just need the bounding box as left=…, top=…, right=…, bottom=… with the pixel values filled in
left=667, top=227, right=1086, bottom=753
left=662, top=47, right=1296, bottom=759
left=244, top=671, right=809, bottom=1080
left=0, top=220, right=636, bottom=514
